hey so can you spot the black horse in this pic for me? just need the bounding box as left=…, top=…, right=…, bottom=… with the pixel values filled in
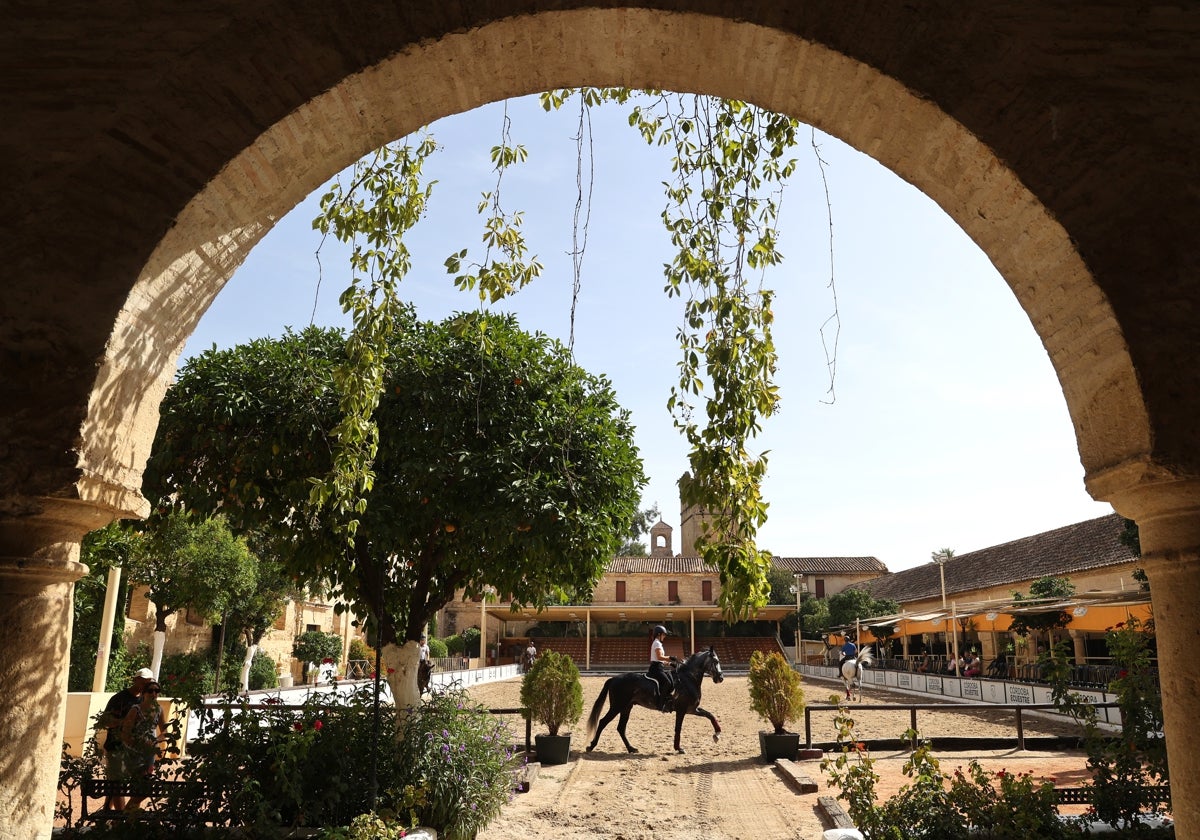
left=585, top=647, right=724, bottom=754
left=418, top=660, right=434, bottom=696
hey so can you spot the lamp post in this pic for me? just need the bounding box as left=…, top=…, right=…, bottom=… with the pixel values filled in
left=930, top=549, right=957, bottom=674
left=791, top=577, right=809, bottom=668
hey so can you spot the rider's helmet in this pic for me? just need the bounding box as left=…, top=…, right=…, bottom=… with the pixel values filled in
left=420, top=634, right=427, bottom=641
left=653, top=625, right=670, bottom=637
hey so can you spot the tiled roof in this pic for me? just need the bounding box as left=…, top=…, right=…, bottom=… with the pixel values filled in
left=854, top=513, right=1135, bottom=604
left=772, top=556, right=889, bottom=574
left=607, top=555, right=888, bottom=575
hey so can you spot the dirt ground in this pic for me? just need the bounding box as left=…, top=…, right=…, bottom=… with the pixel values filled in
left=467, top=673, right=1095, bottom=840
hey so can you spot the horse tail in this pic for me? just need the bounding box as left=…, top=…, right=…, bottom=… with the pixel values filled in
left=858, top=646, right=875, bottom=666
left=587, top=679, right=611, bottom=740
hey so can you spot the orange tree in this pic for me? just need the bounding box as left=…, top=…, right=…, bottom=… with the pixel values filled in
left=143, top=308, right=644, bottom=708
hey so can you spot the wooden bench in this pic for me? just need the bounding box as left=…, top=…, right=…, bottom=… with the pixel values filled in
left=80, top=776, right=217, bottom=824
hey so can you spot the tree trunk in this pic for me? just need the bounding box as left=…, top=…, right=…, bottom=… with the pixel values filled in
left=239, top=643, right=258, bottom=691
left=382, top=641, right=421, bottom=712
left=150, top=630, right=166, bottom=678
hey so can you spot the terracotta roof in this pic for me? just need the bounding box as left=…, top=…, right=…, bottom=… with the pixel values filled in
left=607, top=555, right=888, bottom=575
left=854, top=513, right=1136, bottom=604
left=772, top=556, right=889, bottom=574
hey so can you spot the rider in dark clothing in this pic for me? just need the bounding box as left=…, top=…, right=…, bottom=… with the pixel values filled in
left=838, top=638, right=858, bottom=670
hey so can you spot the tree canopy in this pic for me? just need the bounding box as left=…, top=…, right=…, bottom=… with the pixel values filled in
left=143, top=309, right=646, bottom=658
left=125, top=512, right=258, bottom=634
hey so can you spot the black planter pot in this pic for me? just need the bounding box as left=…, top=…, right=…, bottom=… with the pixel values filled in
left=759, top=730, right=800, bottom=762
left=535, top=733, right=572, bottom=765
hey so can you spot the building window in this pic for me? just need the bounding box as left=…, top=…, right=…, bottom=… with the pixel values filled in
left=616, top=581, right=626, bottom=602
left=815, top=579, right=826, bottom=599
left=702, top=580, right=713, bottom=602
left=668, top=581, right=679, bottom=603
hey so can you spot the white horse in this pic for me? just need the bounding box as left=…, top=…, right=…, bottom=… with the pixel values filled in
left=839, top=646, right=874, bottom=700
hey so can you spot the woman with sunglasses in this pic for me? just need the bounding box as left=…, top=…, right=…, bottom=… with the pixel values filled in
left=118, top=681, right=166, bottom=812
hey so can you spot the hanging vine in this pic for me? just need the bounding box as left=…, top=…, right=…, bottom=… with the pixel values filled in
left=543, top=88, right=798, bottom=618
left=314, top=89, right=812, bottom=619
left=309, top=136, right=439, bottom=533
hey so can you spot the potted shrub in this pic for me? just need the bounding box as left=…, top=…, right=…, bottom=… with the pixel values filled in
left=519, top=650, right=583, bottom=765
left=748, top=649, right=806, bottom=762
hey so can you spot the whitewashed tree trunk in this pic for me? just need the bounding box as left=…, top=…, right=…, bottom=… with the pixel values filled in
left=382, top=641, right=421, bottom=711
left=239, top=643, right=258, bottom=692
left=150, top=630, right=166, bottom=679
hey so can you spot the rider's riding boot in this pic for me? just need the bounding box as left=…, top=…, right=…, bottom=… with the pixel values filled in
left=659, top=693, right=673, bottom=712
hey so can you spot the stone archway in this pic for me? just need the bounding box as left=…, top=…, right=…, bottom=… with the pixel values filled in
left=4, top=6, right=1197, bottom=838
left=82, top=10, right=1149, bottom=527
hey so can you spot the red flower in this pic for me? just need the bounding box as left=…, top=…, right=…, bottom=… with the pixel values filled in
left=313, top=720, right=323, bottom=731
left=386, top=667, right=396, bottom=675
left=1114, top=622, right=1125, bottom=629
left=294, top=722, right=303, bottom=731
left=996, top=770, right=1007, bottom=779
left=1118, top=669, right=1129, bottom=679
left=855, top=742, right=867, bottom=752
left=322, top=657, right=334, bottom=664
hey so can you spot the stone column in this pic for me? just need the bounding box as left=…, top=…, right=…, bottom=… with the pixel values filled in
left=1068, top=629, right=1087, bottom=666
left=0, top=500, right=104, bottom=840
left=1108, top=478, right=1200, bottom=839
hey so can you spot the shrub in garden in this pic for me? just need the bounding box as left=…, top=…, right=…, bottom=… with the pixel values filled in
left=390, top=687, right=520, bottom=840
left=1049, top=617, right=1169, bottom=832
left=821, top=705, right=1082, bottom=839
left=427, top=636, right=448, bottom=658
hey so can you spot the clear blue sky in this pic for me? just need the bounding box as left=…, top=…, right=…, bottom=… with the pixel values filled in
left=183, top=93, right=1114, bottom=572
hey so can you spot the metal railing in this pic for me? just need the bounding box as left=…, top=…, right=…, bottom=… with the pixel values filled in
left=803, top=700, right=1120, bottom=751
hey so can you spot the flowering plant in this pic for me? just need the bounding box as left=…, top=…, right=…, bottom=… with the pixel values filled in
left=390, top=688, right=519, bottom=840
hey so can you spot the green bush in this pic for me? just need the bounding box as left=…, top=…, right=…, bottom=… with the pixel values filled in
left=348, top=637, right=375, bottom=664
left=823, top=715, right=1081, bottom=840
left=427, top=637, right=448, bottom=658
left=392, top=688, right=519, bottom=840
left=520, top=649, right=582, bottom=736
left=444, top=634, right=464, bottom=655
left=460, top=626, right=481, bottom=657
left=747, top=650, right=805, bottom=734
left=118, top=685, right=519, bottom=839
left=293, top=630, right=344, bottom=665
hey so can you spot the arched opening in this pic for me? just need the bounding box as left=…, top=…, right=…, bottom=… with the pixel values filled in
left=79, top=9, right=1146, bottom=526
left=12, top=8, right=1194, bottom=838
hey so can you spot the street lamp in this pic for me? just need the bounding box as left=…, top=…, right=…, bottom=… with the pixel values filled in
left=930, top=550, right=957, bottom=675
left=791, top=576, right=809, bottom=668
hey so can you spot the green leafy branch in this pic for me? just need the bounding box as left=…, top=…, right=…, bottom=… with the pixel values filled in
left=311, top=136, right=439, bottom=534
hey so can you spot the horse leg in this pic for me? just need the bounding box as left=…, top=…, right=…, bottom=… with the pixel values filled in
left=587, top=704, right=624, bottom=752
left=615, top=708, right=638, bottom=753
left=690, top=705, right=721, bottom=743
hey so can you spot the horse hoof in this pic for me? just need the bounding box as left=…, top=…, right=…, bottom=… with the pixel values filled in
left=627, top=747, right=638, bottom=754
left=712, top=734, right=720, bottom=743
left=586, top=745, right=595, bottom=753
left=676, top=748, right=686, bottom=754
